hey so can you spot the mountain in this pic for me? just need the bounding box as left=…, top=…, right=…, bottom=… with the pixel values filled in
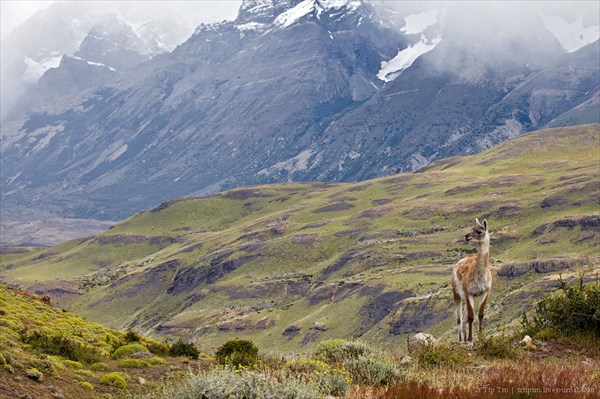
left=0, top=1, right=195, bottom=120
left=1, top=0, right=599, bottom=223
left=1, top=125, right=598, bottom=351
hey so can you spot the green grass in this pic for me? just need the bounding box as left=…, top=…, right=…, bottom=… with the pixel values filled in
left=1, top=124, right=598, bottom=352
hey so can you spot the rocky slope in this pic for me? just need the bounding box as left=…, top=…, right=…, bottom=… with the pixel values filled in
left=1, top=1, right=598, bottom=222
left=1, top=125, right=598, bottom=352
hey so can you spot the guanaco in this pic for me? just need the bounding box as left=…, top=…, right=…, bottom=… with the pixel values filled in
left=452, top=218, right=492, bottom=342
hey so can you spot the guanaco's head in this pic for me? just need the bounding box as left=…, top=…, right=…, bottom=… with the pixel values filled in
left=465, top=218, right=489, bottom=244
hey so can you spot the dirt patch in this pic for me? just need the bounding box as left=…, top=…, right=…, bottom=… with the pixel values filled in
left=372, top=198, right=392, bottom=206
left=283, top=325, right=302, bottom=340
left=93, top=234, right=179, bottom=246
left=389, top=297, right=452, bottom=335
left=321, top=250, right=363, bottom=278
left=307, top=281, right=363, bottom=305
left=0, top=247, right=36, bottom=254
left=176, top=242, right=203, bottom=254
left=218, top=316, right=275, bottom=333
left=552, top=215, right=599, bottom=230
left=313, top=202, right=355, bottom=213
left=32, top=252, right=58, bottom=261
left=167, top=253, right=258, bottom=295
left=353, top=208, right=392, bottom=219
left=291, top=234, right=321, bottom=246
left=300, top=220, right=330, bottom=230
left=302, top=325, right=327, bottom=345
left=221, top=189, right=272, bottom=200
left=498, top=256, right=587, bottom=279
left=358, top=290, right=414, bottom=335
left=219, top=281, right=310, bottom=300
left=494, top=205, right=521, bottom=218
left=347, top=183, right=373, bottom=192
left=334, top=226, right=369, bottom=238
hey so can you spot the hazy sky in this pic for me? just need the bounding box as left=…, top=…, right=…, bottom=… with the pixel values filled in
left=0, top=0, right=242, bottom=40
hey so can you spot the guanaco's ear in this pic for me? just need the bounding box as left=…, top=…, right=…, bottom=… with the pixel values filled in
left=475, top=218, right=482, bottom=227
left=482, top=219, right=488, bottom=231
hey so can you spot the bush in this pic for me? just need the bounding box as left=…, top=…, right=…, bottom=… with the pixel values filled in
left=75, top=369, right=94, bottom=378
left=215, top=339, right=259, bottom=368
left=476, top=334, right=519, bottom=359
left=79, top=381, right=94, bottom=390
left=30, top=356, right=59, bottom=376
left=169, top=339, right=200, bottom=359
left=123, top=329, right=141, bottom=343
left=417, top=344, right=469, bottom=369
left=113, top=343, right=148, bottom=359
left=140, top=368, right=324, bottom=399
left=62, top=359, right=83, bottom=369
left=314, top=339, right=398, bottom=386
left=145, top=340, right=170, bottom=355
left=522, top=278, right=600, bottom=338
left=146, top=357, right=166, bottom=366
left=345, top=356, right=400, bottom=386
left=100, top=372, right=128, bottom=388
left=286, top=357, right=351, bottom=396
left=90, top=362, right=110, bottom=371
left=118, top=358, right=150, bottom=368
left=314, top=339, right=371, bottom=364
left=20, top=329, right=102, bottom=364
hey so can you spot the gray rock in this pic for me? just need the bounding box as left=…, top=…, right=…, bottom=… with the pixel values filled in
left=408, top=333, right=437, bottom=353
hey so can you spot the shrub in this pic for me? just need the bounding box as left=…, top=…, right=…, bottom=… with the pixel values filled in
left=0, top=353, right=5, bottom=366
left=476, top=334, right=519, bottom=359
left=215, top=339, right=258, bottom=367
left=145, top=357, right=166, bottom=366
left=62, top=359, right=83, bottom=369
left=79, top=381, right=94, bottom=390
left=286, top=357, right=351, bottom=396
left=20, top=329, right=102, bottom=364
left=26, top=367, right=43, bottom=381
left=169, top=339, right=200, bottom=359
left=100, top=372, right=128, bottom=388
left=313, top=339, right=397, bottom=386
left=417, top=344, right=469, bottom=369
left=123, top=328, right=141, bottom=343
left=522, top=278, right=600, bottom=338
left=112, top=343, right=148, bottom=359
left=345, top=356, right=400, bottom=385
left=145, top=340, right=170, bottom=355
left=75, top=369, right=94, bottom=378
left=314, top=339, right=371, bottom=364
left=139, top=368, right=324, bottom=399
left=30, top=356, right=59, bottom=376
left=90, top=362, right=110, bottom=371
left=118, top=358, right=150, bottom=368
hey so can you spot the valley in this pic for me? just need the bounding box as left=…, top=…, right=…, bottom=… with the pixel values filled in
left=1, top=124, right=598, bottom=353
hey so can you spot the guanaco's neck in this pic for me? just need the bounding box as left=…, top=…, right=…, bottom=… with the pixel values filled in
left=476, top=238, right=490, bottom=269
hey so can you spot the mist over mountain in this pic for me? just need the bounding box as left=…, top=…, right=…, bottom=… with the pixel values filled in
left=1, top=0, right=598, bottom=225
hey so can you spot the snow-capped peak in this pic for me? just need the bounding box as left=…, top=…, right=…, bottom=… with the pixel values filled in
left=272, top=0, right=362, bottom=28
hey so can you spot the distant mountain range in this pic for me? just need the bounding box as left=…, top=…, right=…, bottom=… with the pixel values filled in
left=1, top=0, right=599, bottom=222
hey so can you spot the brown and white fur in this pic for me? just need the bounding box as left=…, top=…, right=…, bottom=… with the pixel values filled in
left=452, top=218, right=492, bottom=342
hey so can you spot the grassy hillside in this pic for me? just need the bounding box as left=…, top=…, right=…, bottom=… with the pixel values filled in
left=1, top=124, right=598, bottom=353
left=0, top=284, right=203, bottom=399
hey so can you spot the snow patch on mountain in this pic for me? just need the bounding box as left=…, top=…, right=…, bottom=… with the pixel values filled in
left=541, top=14, right=600, bottom=53
left=275, top=0, right=315, bottom=28
left=71, top=56, right=117, bottom=71
left=401, top=9, right=438, bottom=35
left=23, top=55, right=62, bottom=82
left=377, top=35, right=441, bottom=82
